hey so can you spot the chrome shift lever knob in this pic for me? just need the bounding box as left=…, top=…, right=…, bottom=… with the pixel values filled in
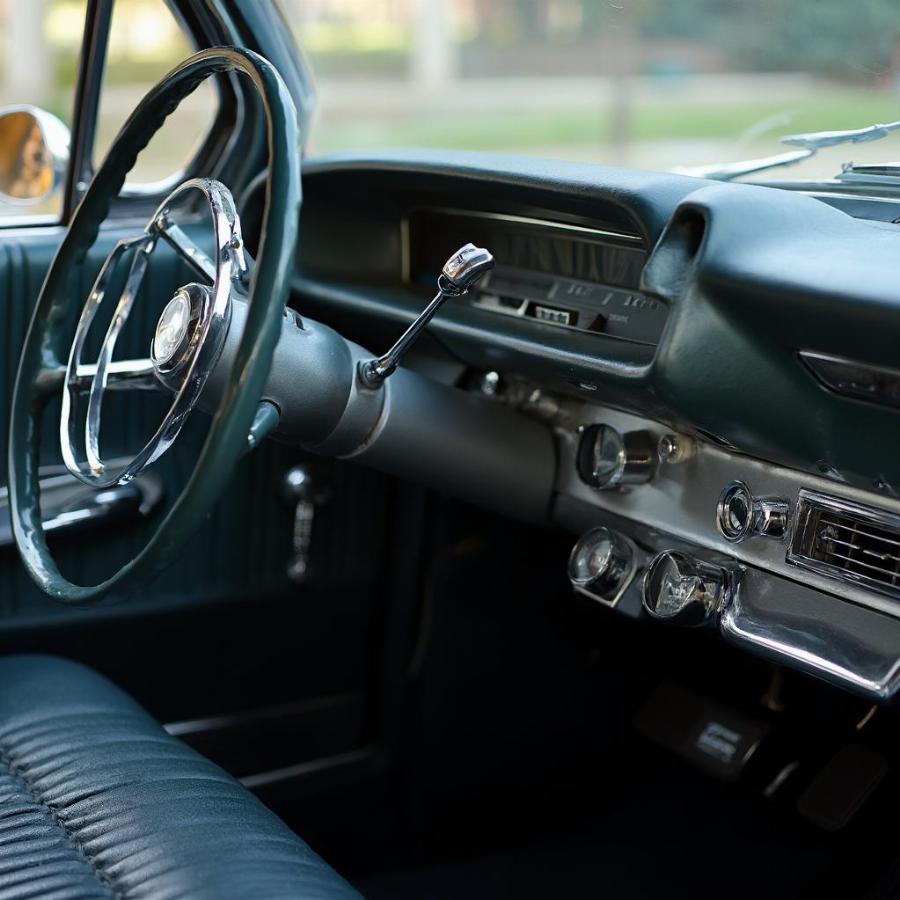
left=441, top=243, right=495, bottom=293
left=359, top=243, right=494, bottom=389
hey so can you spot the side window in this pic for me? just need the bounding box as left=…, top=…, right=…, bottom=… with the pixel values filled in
left=0, top=1, right=85, bottom=220
left=95, top=0, right=217, bottom=186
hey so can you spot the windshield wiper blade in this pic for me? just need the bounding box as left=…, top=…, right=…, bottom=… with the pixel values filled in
left=673, top=148, right=813, bottom=181
left=781, top=120, right=900, bottom=150
left=678, top=118, right=900, bottom=183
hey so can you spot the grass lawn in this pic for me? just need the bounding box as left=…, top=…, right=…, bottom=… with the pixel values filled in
left=310, top=91, right=900, bottom=156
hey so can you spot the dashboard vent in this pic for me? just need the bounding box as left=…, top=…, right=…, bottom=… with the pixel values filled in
left=788, top=490, right=900, bottom=598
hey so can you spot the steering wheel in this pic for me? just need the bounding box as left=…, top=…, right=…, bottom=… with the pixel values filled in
left=8, top=47, right=301, bottom=604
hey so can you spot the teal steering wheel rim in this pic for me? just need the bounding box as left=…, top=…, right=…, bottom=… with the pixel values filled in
left=8, top=47, right=301, bottom=604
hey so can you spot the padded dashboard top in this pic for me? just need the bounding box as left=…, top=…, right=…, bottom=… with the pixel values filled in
left=294, top=149, right=900, bottom=493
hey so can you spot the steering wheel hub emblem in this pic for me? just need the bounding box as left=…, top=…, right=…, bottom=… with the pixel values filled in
left=153, top=290, right=192, bottom=367
left=60, top=178, right=245, bottom=488
left=151, top=282, right=211, bottom=376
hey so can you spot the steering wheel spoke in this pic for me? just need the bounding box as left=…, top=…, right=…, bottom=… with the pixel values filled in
left=84, top=229, right=156, bottom=472
left=57, top=179, right=245, bottom=489
left=157, top=219, right=217, bottom=283
left=74, top=358, right=160, bottom=392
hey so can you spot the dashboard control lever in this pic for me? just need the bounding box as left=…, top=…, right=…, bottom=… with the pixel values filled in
left=642, top=551, right=735, bottom=627
left=358, top=243, right=494, bottom=389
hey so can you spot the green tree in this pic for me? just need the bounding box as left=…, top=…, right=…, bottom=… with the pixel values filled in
left=638, top=0, right=900, bottom=82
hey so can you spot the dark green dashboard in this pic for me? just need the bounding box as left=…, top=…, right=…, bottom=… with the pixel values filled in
left=290, top=149, right=900, bottom=498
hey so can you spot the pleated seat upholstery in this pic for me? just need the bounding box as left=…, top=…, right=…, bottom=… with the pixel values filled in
left=0, top=655, right=360, bottom=900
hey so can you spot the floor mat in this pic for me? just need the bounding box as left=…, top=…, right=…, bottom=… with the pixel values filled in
left=356, top=763, right=829, bottom=900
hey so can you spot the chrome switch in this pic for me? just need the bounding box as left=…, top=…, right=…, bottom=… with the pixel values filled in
left=642, top=551, right=734, bottom=627
left=568, top=526, right=635, bottom=606
left=576, top=424, right=656, bottom=490
left=716, top=481, right=790, bottom=543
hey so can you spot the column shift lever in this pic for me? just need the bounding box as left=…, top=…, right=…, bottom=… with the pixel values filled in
left=358, top=243, right=494, bottom=389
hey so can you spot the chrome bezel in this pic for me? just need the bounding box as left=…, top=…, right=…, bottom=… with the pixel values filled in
left=717, top=480, right=754, bottom=543
left=591, top=424, right=627, bottom=490
left=0, top=104, right=70, bottom=206
left=787, top=489, right=900, bottom=601
left=641, top=550, right=733, bottom=626
left=568, top=525, right=637, bottom=608
left=150, top=282, right=219, bottom=379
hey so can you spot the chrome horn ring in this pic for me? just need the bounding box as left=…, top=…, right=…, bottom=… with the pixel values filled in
left=61, top=177, right=247, bottom=488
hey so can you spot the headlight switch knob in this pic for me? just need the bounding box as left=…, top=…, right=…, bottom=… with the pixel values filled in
left=576, top=423, right=656, bottom=490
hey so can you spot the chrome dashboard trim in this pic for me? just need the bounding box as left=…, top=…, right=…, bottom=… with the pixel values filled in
left=556, top=402, right=900, bottom=620
left=720, top=567, right=900, bottom=700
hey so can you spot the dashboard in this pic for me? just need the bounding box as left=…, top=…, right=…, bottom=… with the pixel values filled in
left=288, top=149, right=900, bottom=702
left=404, top=207, right=665, bottom=346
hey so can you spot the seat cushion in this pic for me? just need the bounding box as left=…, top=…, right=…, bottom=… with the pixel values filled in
left=0, top=655, right=360, bottom=900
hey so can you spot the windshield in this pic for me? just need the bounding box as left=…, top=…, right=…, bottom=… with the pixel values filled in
left=279, top=0, right=900, bottom=182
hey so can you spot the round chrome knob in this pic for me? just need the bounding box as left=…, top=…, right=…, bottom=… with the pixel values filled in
left=716, top=481, right=790, bottom=543
left=658, top=432, right=695, bottom=464
left=568, top=526, right=634, bottom=604
left=642, top=551, right=732, bottom=627
left=576, top=424, right=656, bottom=490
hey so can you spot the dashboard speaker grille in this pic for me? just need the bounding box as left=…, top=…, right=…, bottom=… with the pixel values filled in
left=788, top=490, right=900, bottom=598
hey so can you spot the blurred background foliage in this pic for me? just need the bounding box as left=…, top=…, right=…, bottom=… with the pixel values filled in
left=0, top=0, right=899, bottom=220
left=640, top=0, right=900, bottom=81
left=290, top=0, right=900, bottom=83
left=284, top=0, right=900, bottom=178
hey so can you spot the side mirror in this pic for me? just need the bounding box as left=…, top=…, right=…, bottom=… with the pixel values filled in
left=0, top=106, right=70, bottom=205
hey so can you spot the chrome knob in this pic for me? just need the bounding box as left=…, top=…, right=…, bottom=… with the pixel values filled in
left=576, top=424, right=656, bottom=490
left=441, top=243, right=496, bottom=292
left=657, top=432, right=695, bottom=464
left=642, top=551, right=732, bottom=627
left=568, top=526, right=634, bottom=605
left=716, top=481, right=790, bottom=543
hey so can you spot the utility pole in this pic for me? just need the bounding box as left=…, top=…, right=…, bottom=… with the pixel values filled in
left=6, top=0, right=52, bottom=107
left=412, top=0, right=458, bottom=90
